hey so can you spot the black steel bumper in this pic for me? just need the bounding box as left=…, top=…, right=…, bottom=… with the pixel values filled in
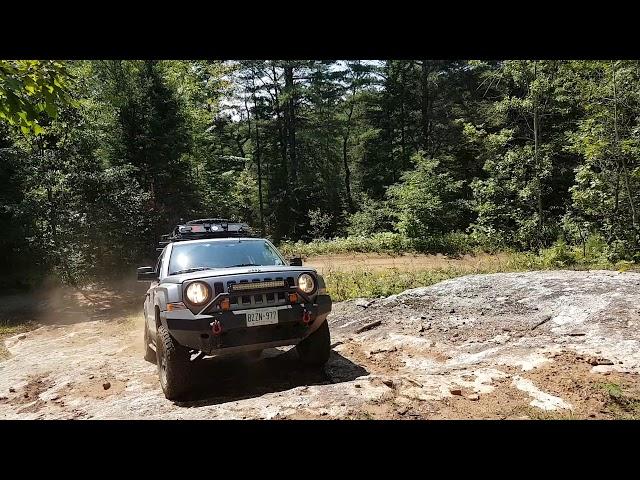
left=164, top=294, right=332, bottom=355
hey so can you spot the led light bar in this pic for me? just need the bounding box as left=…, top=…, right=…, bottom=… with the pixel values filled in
left=229, top=280, right=286, bottom=292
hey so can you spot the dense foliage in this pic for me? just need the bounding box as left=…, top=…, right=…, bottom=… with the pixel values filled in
left=1, top=60, right=639, bottom=285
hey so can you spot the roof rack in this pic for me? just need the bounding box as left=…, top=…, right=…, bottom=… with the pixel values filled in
left=157, top=219, right=254, bottom=250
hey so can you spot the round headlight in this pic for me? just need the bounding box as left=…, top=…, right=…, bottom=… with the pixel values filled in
left=185, top=281, right=210, bottom=305
left=298, top=273, right=315, bottom=294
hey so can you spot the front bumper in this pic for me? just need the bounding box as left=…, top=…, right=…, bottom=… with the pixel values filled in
left=161, top=294, right=332, bottom=355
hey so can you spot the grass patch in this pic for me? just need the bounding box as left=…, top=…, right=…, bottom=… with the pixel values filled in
left=0, top=323, right=29, bottom=336
left=0, top=320, right=35, bottom=360
left=520, top=406, right=578, bottom=420
left=596, top=382, right=640, bottom=419
left=321, top=249, right=635, bottom=302
left=279, top=233, right=638, bottom=269
left=279, top=232, right=475, bottom=257
left=325, top=267, right=482, bottom=302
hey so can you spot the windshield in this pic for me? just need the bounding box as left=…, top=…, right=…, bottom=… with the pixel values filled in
left=168, top=239, right=285, bottom=275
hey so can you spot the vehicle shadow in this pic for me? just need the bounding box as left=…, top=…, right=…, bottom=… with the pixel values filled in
left=174, top=346, right=369, bottom=407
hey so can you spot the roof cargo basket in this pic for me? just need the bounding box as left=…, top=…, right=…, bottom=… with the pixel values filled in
left=157, top=218, right=254, bottom=249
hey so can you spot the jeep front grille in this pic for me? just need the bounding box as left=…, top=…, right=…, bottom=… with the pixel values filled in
left=226, top=277, right=290, bottom=308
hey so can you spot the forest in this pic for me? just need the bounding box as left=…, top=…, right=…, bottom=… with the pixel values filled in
left=1, top=60, right=639, bottom=286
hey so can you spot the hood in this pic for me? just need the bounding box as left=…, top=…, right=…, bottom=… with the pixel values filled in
left=162, top=265, right=318, bottom=284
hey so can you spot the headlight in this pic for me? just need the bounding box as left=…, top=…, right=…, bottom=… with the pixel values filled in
left=185, top=281, right=210, bottom=305
left=298, top=273, right=315, bottom=294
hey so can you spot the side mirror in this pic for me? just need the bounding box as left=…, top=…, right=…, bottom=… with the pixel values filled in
left=288, top=256, right=303, bottom=267
left=137, top=266, right=157, bottom=282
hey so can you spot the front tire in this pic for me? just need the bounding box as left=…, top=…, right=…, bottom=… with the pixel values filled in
left=296, top=320, right=331, bottom=366
left=143, top=319, right=156, bottom=363
left=156, top=324, right=193, bottom=400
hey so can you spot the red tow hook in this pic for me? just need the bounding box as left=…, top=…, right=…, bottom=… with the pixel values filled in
left=302, top=309, right=312, bottom=325
left=211, top=320, right=223, bottom=336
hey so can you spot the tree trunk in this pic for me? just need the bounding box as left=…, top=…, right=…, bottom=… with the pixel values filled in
left=284, top=64, right=298, bottom=181
left=399, top=62, right=407, bottom=168
left=250, top=74, right=265, bottom=237
left=533, top=61, right=543, bottom=237
left=612, top=61, right=638, bottom=236
left=343, top=100, right=355, bottom=213
left=270, top=63, right=288, bottom=179
left=421, top=60, right=431, bottom=155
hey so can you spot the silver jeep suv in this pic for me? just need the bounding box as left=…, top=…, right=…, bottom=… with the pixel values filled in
left=137, top=219, right=332, bottom=400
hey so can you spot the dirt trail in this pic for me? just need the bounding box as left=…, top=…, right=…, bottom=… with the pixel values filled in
left=304, top=252, right=510, bottom=274
left=1, top=270, right=640, bottom=419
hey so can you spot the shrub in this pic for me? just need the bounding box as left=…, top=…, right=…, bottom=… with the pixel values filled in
left=540, top=239, right=575, bottom=268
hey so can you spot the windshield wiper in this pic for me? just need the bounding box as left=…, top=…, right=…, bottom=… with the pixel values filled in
left=171, top=267, right=215, bottom=275
left=227, top=263, right=259, bottom=268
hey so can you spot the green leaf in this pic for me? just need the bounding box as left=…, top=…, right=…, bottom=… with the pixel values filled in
left=44, top=101, right=58, bottom=118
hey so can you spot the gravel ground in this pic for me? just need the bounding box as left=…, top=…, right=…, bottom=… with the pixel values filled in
left=1, top=270, right=639, bottom=419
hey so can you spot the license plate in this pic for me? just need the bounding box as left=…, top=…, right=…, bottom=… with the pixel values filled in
left=246, top=308, right=279, bottom=327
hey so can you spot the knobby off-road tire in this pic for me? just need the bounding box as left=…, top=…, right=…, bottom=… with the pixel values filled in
left=143, top=320, right=156, bottom=363
left=296, top=320, right=331, bottom=366
left=156, top=324, right=193, bottom=400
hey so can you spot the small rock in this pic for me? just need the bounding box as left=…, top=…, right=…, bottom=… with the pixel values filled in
left=89, top=375, right=95, bottom=380
left=320, top=411, right=328, bottom=416
left=418, top=325, right=425, bottom=333
left=452, top=332, right=459, bottom=338
left=102, top=382, right=111, bottom=390
left=369, top=346, right=397, bottom=355
left=502, top=327, right=511, bottom=332
left=449, top=388, right=462, bottom=396
left=0, top=396, right=8, bottom=401
left=354, top=384, right=361, bottom=389
left=382, top=379, right=394, bottom=388
left=589, top=414, right=596, bottom=418
left=18, top=334, right=27, bottom=340
left=397, top=406, right=410, bottom=415
left=9, top=387, right=15, bottom=393
left=588, top=357, right=614, bottom=366
left=355, top=298, right=373, bottom=308
left=449, top=308, right=455, bottom=314
left=24, top=392, right=29, bottom=398
left=466, top=394, right=480, bottom=401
